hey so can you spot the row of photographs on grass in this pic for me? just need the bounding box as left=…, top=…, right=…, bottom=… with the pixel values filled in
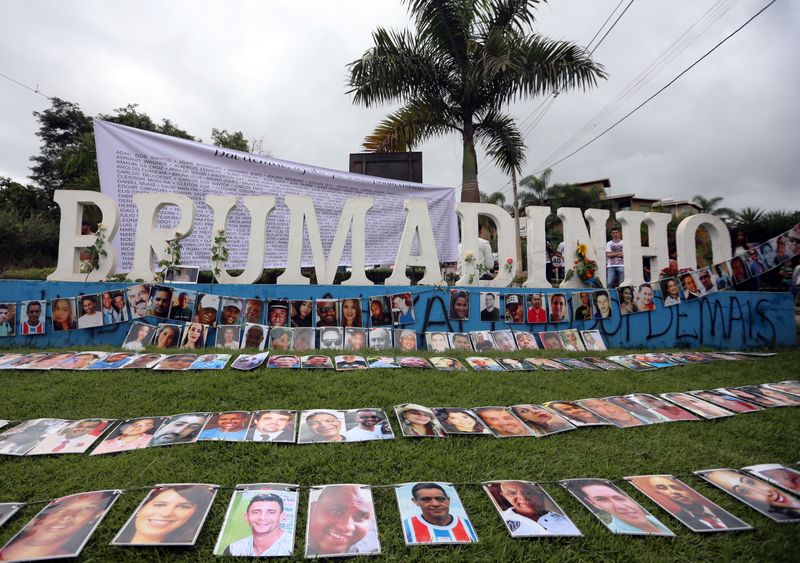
left=0, top=347, right=762, bottom=374
left=1, top=379, right=796, bottom=457
left=119, top=320, right=608, bottom=353
left=0, top=464, right=799, bottom=561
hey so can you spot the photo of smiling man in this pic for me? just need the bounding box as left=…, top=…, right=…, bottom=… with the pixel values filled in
left=396, top=482, right=478, bottom=545
left=484, top=480, right=581, bottom=537
left=297, top=410, right=347, bottom=444
left=305, top=484, right=380, bottom=557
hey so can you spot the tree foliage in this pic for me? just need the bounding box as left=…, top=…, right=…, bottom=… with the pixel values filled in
left=347, top=0, right=606, bottom=202
left=211, top=128, right=250, bottom=152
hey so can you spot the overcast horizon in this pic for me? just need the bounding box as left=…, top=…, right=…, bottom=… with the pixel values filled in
left=1, top=0, right=797, bottom=213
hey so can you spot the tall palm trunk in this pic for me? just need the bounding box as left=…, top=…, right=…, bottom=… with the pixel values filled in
left=461, top=123, right=480, bottom=203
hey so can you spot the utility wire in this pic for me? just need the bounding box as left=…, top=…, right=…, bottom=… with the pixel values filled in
left=532, top=0, right=778, bottom=175
left=0, top=72, right=51, bottom=100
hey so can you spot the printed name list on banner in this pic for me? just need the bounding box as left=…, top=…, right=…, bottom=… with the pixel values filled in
left=94, top=120, right=459, bottom=272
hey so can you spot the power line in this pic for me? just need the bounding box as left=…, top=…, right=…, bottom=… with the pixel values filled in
left=532, top=0, right=779, bottom=175
left=0, top=71, right=51, bottom=100
left=589, top=0, right=636, bottom=55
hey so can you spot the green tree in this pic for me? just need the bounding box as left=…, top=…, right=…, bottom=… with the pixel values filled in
left=346, top=0, right=606, bottom=203
left=518, top=167, right=554, bottom=206
left=691, top=195, right=733, bottom=221
left=211, top=128, right=250, bottom=152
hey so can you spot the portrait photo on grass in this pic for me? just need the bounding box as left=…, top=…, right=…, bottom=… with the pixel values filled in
left=367, top=356, right=401, bottom=368
left=267, top=354, right=301, bottom=369
left=491, top=329, right=518, bottom=352
left=497, top=358, right=536, bottom=371
left=344, top=327, right=368, bottom=351
left=484, top=480, right=581, bottom=537
left=149, top=413, right=209, bottom=447
left=335, top=354, right=368, bottom=371
left=241, top=323, right=269, bottom=350
left=91, top=417, right=166, bottom=455
left=246, top=410, right=297, bottom=443
left=268, top=326, right=293, bottom=351
left=394, top=404, right=447, bottom=438
left=215, top=325, right=241, bottom=350
left=561, top=478, right=674, bottom=536
left=526, top=358, right=570, bottom=371
left=0, top=419, right=70, bottom=456
left=695, top=469, right=800, bottom=522
left=190, top=353, right=231, bottom=370
left=368, top=327, right=393, bottom=350
left=319, top=327, right=344, bottom=350
left=395, top=329, right=418, bottom=352
left=538, top=331, right=564, bottom=351
left=27, top=418, right=114, bottom=455
left=741, top=464, right=800, bottom=495
left=513, top=330, right=538, bottom=350
left=465, top=357, right=505, bottom=371
left=397, top=356, right=432, bottom=369
left=198, top=411, right=252, bottom=441
left=542, top=401, right=611, bottom=427
left=433, top=408, right=491, bottom=435
left=472, top=406, right=533, bottom=438
left=121, top=322, right=155, bottom=352
left=298, top=410, right=347, bottom=444
left=510, top=404, right=576, bottom=437
left=121, top=353, right=167, bottom=370
left=580, top=330, right=607, bottom=351
left=429, top=357, right=468, bottom=371
left=425, top=331, right=450, bottom=353
left=448, top=331, right=474, bottom=351
left=469, top=330, right=495, bottom=352
left=111, top=484, right=218, bottom=546
left=396, top=482, right=478, bottom=545
left=344, top=408, right=394, bottom=441
left=213, top=484, right=298, bottom=557
left=300, top=355, right=334, bottom=370
left=153, top=353, right=198, bottom=371
left=305, top=484, right=380, bottom=557
left=0, top=490, right=120, bottom=562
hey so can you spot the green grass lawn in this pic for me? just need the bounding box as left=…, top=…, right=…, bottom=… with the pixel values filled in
left=1, top=347, right=799, bottom=561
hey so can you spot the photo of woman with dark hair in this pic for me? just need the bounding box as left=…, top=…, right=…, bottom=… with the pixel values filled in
left=448, top=290, right=470, bottom=320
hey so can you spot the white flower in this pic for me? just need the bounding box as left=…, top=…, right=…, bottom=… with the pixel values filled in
left=96, top=223, right=106, bottom=231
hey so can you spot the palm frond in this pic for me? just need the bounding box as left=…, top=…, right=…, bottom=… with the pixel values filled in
left=362, top=101, right=457, bottom=152
left=474, top=110, right=526, bottom=175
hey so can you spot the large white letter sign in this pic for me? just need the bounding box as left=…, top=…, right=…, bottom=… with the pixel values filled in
left=206, top=195, right=275, bottom=284
left=129, top=193, right=195, bottom=281
left=615, top=211, right=671, bottom=287
left=455, top=202, right=517, bottom=287
left=675, top=214, right=732, bottom=270
left=277, top=196, right=374, bottom=286
left=557, top=207, right=610, bottom=288
left=386, top=199, right=443, bottom=286
left=48, top=190, right=120, bottom=282
left=522, top=206, right=551, bottom=288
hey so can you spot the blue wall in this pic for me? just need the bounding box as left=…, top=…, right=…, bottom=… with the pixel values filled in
left=0, top=280, right=795, bottom=350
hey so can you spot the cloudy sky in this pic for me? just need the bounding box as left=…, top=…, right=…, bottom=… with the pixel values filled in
left=1, top=0, right=797, bottom=212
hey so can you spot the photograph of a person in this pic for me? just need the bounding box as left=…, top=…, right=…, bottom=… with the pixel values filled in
left=121, top=353, right=166, bottom=370
left=513, top=331, right=539, bottom=350
left=497, top=358, right=536, bottom=371
left=367, top=356, right=401, bottom=368
left=510, top=404, right=576, bottom=437
left=315, top=299, right=338, bottom=327
left=548, top=293, right=569, bottom=323
left=690, top=390, right=761, bottom=414
left=213, top=484, right=298, bottom=557
left=268, top=326, right=293, bottom=351
left=604, top=395, right=666, bottom=425
left=616, top=285, right=638, bottom=315
left=429, top=357, right=468, bottom=371
left=91, top=417, right=165, bottom=455
left=107, top=290, right=129, bottom=323
left=484, top=480, right=581, bottom=537
left=319, top=326, right=344, bottom=350
left=605, top=355, right=656, bottom=371
left=297, top=410, right=347, bottom=444
left=306, top=484, right=380, bottom=557
left=659, top=392, right=734, bottom=419
left=368, top=327, right=393, bottom=350
left=660, top=277, right=682, bottom=306
left=220, top=297, right=243, bottom=325
left=433, top=408, right=491, bottom=435
left=340, top=298, right=363, bottom=327
left=470, top=330, right=495, bottom=352
left=395, top=328, right=417, bottom=352
left=394, top=404, right=447, bottom=438
left=448, top=290, right=470, bottom=320
left=243, top=298, right=264, bottom=325
left=558, top=329, right=585, bottom=352
left=627, top=475, right=751, bottom=532
left=742, top=464, right=800, bottom=495
left=561, top=478, right=674, bottom=535
left=215, top=325, right=241, bottom=350
left=27, top=418, right=113, bottom=455
left=126, top=284, right=151, bottom=319
left=344, top=408, right=394, bottom=441
left=265, top=299, right=289, bottom=327
left=504, top=294, right=524, bottom=323
left=472, top=406, right=533, bottom=438
left=344, top=327, right=368, bottom=351
left=179, top=322, right=208, bottom=350
left=572, top=291, right=593, bottom=321
left=395, top=482, right=478, bottom=545
left=156, top=356, right=198, bottom=371
left=164, top=265, right=200, bottom=283
left=368, top=295, right=392, bottom=326
left=465, top=357, right=505, bottom=371
left=54, top=352, right=107, bottom=370
left=194, top=293, right=220, bottom=326
left=122, top=322, right=156, bottom=351
left=111, top=484, right=218, bottom=546
left=396, top=357, right=431, bottom=369
left=580, top=330, right=606, bottom=351
left=267, top=354, right=301, bottom=369
left=592, top=290, right=613, bottom=319
left=479, top=291, right=500, bottom=321
left=246, top=410, right=296, bottom=443
left=625, top=393, right=699, bottom=422
left=285, top=299, right=311, bottom=327
left=635, top=283, right=656, bottom=311
left=19, top=300, right=46, bottom=335
left=0, top=419, right=69, bottom=456
left=391, top=293, right=415, bottom=325
left=23, top=352, right=75, bottom=370
left=695, top=267, right=718, bottom=296
left=0, top=490, right=120, bottom=561
left=575, top=398, right=647, bottom=429
left=729, top=255, right=750, bottom=284
left=542, top=401, right=611, bottom=427
left=695, top=469, right=800, bottom=522
left=448, top=331, right=473, bottom=351
left=714, top=262, right=733, bottom=290
left=241, top=323, right=269, bottom=350
left=491, top=330, right=518, bottom=352
left=146, top=285, right=174, bottom=319
left=50, top=297, right=77, bottom=332
left=335, top=354, right=368, bottom=371
left=292, top=327, right=315, bottom=352
left=426, top=332, right=450, bottom=353
left=149, top=413, right=209, bottom=446
left=538, top=331, right=564, bottom=351
left=153, top=323, right=182, bottom=350
left=197, top=411, right=251, bottom=441
left=555, top=357, right=598, bottom=370
left=300, top=355, right=334, bottom=370
left=526, top=293, right=547, bottom=323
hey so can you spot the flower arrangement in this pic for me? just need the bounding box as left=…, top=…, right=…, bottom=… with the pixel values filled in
left=564, top=242, right=603, bottom=288
left=210, top=228, right=229, bottom=282
left=80, top=224, right=107, bottom=278
left=504, top=257, right=514, bottom=273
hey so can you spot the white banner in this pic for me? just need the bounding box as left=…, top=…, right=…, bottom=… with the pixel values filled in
left=94, top=120, right=458, bottom=272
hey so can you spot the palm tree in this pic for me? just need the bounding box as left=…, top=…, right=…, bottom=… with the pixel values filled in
left=691, top=195, right=734, bottom=221
left=519, top=167, right=554, bottom=206
left=346, top=0, right=606, bottom=202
